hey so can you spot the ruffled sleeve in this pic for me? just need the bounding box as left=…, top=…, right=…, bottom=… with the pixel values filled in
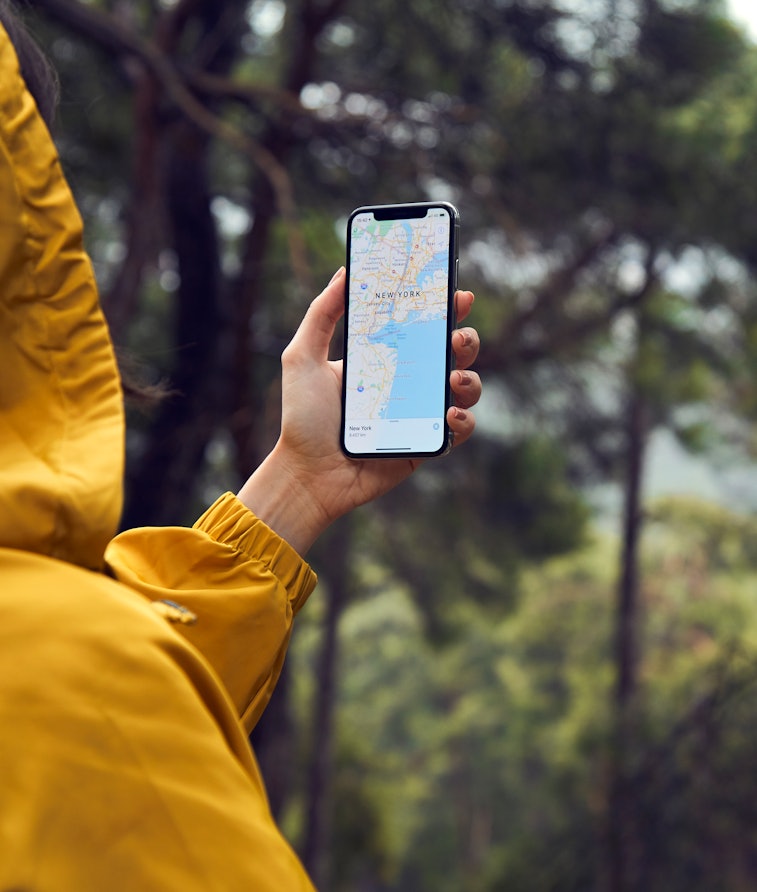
left=104, top=492, right=317, bottom=733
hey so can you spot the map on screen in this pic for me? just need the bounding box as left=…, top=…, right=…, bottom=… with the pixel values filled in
left=343, top=207, right=453, bottom=455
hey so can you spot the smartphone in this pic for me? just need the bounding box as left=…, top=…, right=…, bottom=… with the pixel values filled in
left=341, top=201, right=460, bottom=459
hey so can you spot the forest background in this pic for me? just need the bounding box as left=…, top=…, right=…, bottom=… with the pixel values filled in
left=18, top=0, right=757, bottom=889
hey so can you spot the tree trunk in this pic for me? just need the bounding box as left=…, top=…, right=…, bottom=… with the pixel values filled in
left=120, top=0, right=246, bottom=527
left=121, top=110, right=221, bottom=528
left=616, top=390, right=647, bottom=708
left=249, top=661, right=295, bottom=821
left=606, top=387, right=649, bottom=892
left=300, top=517, right=353, bottom=889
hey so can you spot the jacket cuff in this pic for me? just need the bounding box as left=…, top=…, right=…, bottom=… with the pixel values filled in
left=193, top=492, right=317, bottom=612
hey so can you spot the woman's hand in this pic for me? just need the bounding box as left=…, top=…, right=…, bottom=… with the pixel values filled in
left=237, top=267, right=482, bottom=554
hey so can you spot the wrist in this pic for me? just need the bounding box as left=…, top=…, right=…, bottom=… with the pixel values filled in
left=236, top=443, right=332, bottom=556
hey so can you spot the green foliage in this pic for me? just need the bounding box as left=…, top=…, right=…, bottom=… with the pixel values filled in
left=484, top=438, right=592, bottom=559
left=292, top=501, right=757, bottom=891
left=332, top=436, right=592, bottom=649
left=648, top=495, right=757, bottom=574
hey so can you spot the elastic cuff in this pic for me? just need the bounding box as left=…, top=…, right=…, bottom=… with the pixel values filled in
left=194, top=492, right=317, bottom=611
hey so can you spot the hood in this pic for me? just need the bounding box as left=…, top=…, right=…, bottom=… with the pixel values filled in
left=0, top=23, right=124, bottom=570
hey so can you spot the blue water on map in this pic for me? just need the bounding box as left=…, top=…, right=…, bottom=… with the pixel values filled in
left=368, top=313, right=447, bottom=419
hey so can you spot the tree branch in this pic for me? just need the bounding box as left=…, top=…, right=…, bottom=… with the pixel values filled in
left=33, top=0, right=314, bottom=296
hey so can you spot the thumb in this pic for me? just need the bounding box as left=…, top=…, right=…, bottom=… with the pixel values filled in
left=288, top=267, right=346, bottom=362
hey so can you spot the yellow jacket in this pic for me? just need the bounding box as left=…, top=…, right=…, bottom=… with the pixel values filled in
left=0, top=22, right=317, bottom=891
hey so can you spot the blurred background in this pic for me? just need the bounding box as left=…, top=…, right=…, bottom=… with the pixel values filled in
left=19, top=0, right=757, bottom=888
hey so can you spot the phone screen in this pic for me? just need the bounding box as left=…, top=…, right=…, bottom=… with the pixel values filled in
left=341, top=202, right=459, bottom=459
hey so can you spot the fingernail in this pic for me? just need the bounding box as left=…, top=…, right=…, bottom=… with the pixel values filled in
left=329, top=266, right=345, bottom=284
left=453, top=407, right=468, bottom=422
left=457, top=370, right=472, bottom=386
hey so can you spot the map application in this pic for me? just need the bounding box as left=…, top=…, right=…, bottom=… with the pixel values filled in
left=342, top=204, right=456, bottom=457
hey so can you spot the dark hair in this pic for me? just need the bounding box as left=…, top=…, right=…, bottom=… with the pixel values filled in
left=0, top=0, right=59, bottom=128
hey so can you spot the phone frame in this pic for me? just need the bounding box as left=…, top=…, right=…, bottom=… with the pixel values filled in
left=340, top=200, right=460, bottom=460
